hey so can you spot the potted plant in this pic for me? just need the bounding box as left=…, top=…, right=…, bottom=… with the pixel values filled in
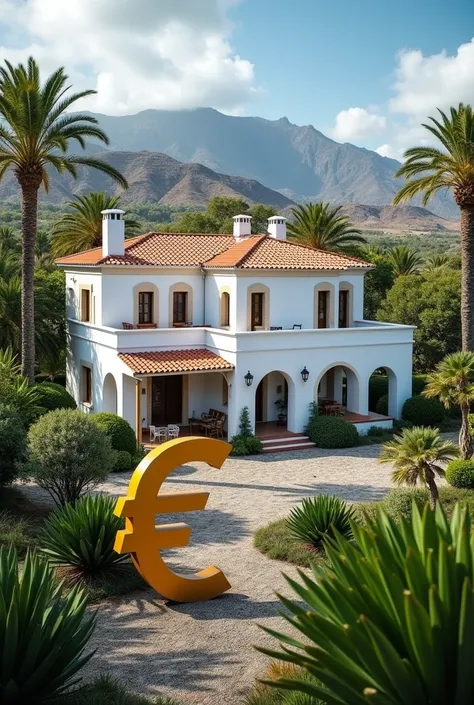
left=275, top=397, right=288, bottom=426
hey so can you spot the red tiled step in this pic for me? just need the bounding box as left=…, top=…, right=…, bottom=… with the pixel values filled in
left=260, top=435, right=316, bottom=454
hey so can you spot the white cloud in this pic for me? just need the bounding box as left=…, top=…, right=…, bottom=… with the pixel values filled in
left=331, top=107, right=386, bottom=142
left=331, top=37, right=474, bottom=156
left=0, top=0, right=259, bottom=115
left=390, top=38, right=474, bottom=118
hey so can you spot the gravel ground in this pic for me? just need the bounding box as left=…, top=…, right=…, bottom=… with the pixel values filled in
left=64, top=443, right=393, bottom=705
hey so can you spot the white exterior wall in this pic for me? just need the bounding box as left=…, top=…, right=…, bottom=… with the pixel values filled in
left=66, top=271, right=103, bottom=325
left=101, top=270, right=204, bottom=328
left=235, top=272, right=365, bottom=331
left=204, top=273, right=238, bottom=330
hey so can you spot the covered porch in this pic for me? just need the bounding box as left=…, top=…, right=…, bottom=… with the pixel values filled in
left=116, top=349, right=234, bottom=444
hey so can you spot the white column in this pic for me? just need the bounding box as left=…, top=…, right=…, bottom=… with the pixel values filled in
left=333, top=368, right=344, bottom=403
left=288, top=376, right=314, bottom=433
left=227, top=372, right=256, bottom=437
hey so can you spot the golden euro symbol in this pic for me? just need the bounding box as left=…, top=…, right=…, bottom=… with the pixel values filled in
left=114, top=436, right=232, bottom=603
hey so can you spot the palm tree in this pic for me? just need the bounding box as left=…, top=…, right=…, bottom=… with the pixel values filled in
left=379, top=426, right=459, bottom=508
left=424, top=351, right=474, bottom=459
left=387, top=245, right=423, bottom=276
left=393, top=104, right=474, bottom=350
left=51, top=193, right=141, bottom=257
left=0, top=57, right=128, bottom=382
left=287, top=202, right=366, bottom=252
left=424, top=253, right=451, bottom=271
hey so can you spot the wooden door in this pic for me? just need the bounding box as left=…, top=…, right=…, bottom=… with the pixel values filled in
left=255, top=379, right=264, bottom=423
left=151, top=375, right=183, bottom=425
left=318, top=290, right=328, bottom=329
left=251, top=292, right=264, bottom=330
left=339, top=290, right=349, bottom=328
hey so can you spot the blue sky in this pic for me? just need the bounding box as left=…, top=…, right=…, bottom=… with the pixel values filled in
left=232, top=0, right=474, bottom=129
left=0, top=0, right=472, bottom=158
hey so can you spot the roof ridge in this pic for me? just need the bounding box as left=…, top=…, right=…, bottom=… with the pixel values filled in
left=139, top=232, right=234, bottom=238
left=232, top=234, right=267, bottom=266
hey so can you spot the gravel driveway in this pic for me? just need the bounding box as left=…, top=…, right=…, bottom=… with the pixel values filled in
left=75, top=444, right=394, bottom=704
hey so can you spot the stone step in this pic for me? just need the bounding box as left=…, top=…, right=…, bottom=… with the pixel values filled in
left=260, top=435, right=316, bottom=453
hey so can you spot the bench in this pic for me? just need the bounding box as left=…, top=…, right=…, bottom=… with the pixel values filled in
left=197, top=409, right=227, bottom=438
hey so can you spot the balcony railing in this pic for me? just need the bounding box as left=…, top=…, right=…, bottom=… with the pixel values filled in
left=68, top=318, right=414, bottom=356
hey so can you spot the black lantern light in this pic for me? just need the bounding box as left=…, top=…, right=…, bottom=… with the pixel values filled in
left=244, top=370, right=254, bottom=387
left=301, top=366, right=310, bottom=382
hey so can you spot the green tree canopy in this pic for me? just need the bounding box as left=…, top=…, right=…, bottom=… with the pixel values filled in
left=378, top=269, right=461, bottom=372
left=287, top=202, right=366, bottom=252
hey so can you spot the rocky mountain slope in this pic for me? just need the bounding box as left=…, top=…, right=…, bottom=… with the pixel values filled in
left=0, top=151, right=294, bottom=208
left=78, top=108, right=457, bottom=218
left=339, top=204, right=459, bottom=232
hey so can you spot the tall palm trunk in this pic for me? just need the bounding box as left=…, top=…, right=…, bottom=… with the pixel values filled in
left=460, top=205, right=474, bottom=351
left=19, top=181, right=39, bottom=383
left=425, top=466, right=440, bottom=510
left=460, top=401, right=474, bottom=459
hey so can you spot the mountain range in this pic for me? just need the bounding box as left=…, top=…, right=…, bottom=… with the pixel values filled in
left=76, top=107, right=457, bottom=219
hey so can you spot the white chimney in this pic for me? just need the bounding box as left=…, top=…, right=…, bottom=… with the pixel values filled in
left=233, top=214, right=252, bottom=241
left=101, top=209, right=125, bottom=257
left=267, top=215, right=287, bottom=240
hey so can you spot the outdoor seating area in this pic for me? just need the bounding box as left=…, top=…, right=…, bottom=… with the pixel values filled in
left=318, top=398, right=345, bottom=416
left=144, top=410, right=227, bottom=447
left=189, top=409, right=227, bottom=438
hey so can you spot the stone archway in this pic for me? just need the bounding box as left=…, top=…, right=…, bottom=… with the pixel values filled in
left=314, top=362, right=361, bottom=414
left=103, top=373, right=118, bottom=414
left=369, top=366, right=398, bottom=418
left=254, top=370, right=296, bottom=431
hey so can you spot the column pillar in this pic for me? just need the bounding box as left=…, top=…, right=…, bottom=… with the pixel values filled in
left=135, top=378, right=142, bottom=445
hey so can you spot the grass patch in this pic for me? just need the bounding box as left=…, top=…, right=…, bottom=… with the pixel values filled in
left=0, top=487, right=50, bottom=555
left=254, top=488, right=474, bottom=567
left=60, top=675, right=180, bottom=705
left=254, top=518, right=326, bottom=568
left=79, top=561, right=147, bottom=603
left=246, top=663, right=325, bottom=705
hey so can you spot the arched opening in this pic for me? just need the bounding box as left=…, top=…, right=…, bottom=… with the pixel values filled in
left=338, top=281, right=354, bottom=328
left=255, top=370, right=294, bottom=433
left=315, top=363, right=360, bottom=417
left=220, top=291, right=230, bottom=327
left=369, top=367, right=398, bottom=418
left=103, top=373, right=118, bottom=414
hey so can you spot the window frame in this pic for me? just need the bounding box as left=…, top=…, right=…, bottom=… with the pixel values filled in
left=339, top=290, right=349, bottom=328
left=80, top=288, right=91, bottom=323
left=173, top=291, right=188, bottom=325
left=138, top=291, right=154, bottom=325
left=81, top=365, right=92, bottom=405
left=251, top=292, right=264, bottom=330
left=221, top=291, right=230, bottom=327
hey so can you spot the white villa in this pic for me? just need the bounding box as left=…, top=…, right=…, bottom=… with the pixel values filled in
left=56, top=210, right=414, bottom=449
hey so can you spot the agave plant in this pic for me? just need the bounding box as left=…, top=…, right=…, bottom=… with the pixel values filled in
left=260, top=501, right=474, bottom=704
left=286, top=495, right=355, bottom=551
left=40, top=494, right=127, bottom=584
left=0, top=546, right=95, bottom=704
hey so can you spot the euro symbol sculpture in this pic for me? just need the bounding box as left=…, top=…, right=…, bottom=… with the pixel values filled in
left=114, top=436, right=232, bottom=603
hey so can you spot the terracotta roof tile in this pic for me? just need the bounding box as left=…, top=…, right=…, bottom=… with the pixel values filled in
left=118, top=349, right=234, bottom=375
left=55, top=233, right=234, bottom=267
left=55, top=232, right=369, bottom=271
left=207, top=236, right=370, bottom=270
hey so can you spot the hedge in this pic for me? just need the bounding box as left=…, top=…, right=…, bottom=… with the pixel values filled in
left=445, top=460, right=474, bottom=489
left=401, top=395, right=444, bottom=426
left=369, top=374, right=428, bottom=413
left=90, top=413, right=137, bottom=455
left=306, top=414, right=359, bottom=449
left=35, top=382, right=77, bottom=412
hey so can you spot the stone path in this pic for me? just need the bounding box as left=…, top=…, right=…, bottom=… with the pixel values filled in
left=77, top=444, right=394, bottom=704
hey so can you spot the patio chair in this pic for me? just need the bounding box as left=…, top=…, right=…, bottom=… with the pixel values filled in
left=150, top=425, right=168, bottom=443
left=292, top=324, right=302, bottom=330
left=167, top=424, right=180, bottom=440
left=122, top=322, right=134, bottom=329
left=270, top=326, right=283, bottom=331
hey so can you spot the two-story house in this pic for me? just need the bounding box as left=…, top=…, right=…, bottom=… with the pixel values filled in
left=56, top=210, right=414, bottom=448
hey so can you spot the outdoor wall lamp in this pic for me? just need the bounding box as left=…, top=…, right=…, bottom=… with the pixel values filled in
left=301, top=366, right=310, bottom=382
left=244, top=370, right=254, bottom=387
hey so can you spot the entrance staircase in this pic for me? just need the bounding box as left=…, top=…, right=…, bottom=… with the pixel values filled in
left=258, top=431, right=316, bottom=454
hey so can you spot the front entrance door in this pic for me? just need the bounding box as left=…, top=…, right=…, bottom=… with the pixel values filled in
left=151, top=375, right=183, bottom=425
left=255, top=379, right=264, bottom=423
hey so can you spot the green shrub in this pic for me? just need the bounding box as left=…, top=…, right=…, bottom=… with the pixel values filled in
left=90, top=412, right=137, bottom=455
left=306, top=414, right=358, bottom=449
left=35, top=381, right=76, bottom=412
left=26, top=409, right=116, bottom=506
left=0, top=546, right=95, bottom=704
left=367, top=424, right=385, bottom=437
left=41, top=494, right=127, bottom=584
left=259, top=502, right=474, bottom=704
left=63, top=675, right=181, bottom=705
left=0, top=404, right=27, bottom=485
left=375, top=393, right=388, bottom=415
left=402, top=394, right=444, bottom=425
left=0, top=510, right=33, bottom=555
left=381, top=487, right=429, bottom=519
left=368, top=374, right=388, bottom=411
left=287, top=495, right=356, bottom=552
left=132, top=444, right=147, bottom=467
left=445, top=459, right=474, bottom=489
left=114, top=450, right=133, bottom=472
left=412, top=373, right=427, bottom=395
left=230, top=407, right=263, bottom=456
